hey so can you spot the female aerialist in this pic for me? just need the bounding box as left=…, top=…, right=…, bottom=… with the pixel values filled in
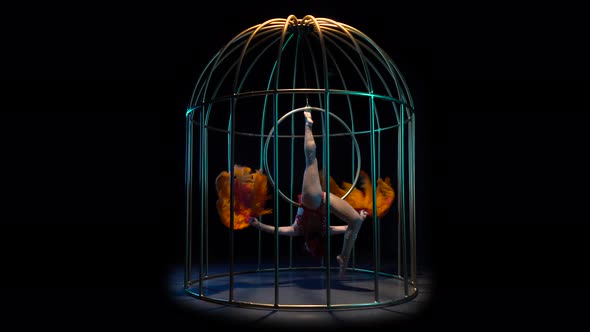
left=248, top=109, right=368, bottom=277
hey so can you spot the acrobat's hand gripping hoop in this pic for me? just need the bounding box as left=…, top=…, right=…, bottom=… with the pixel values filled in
left=263, top=106, right=362, bottom=206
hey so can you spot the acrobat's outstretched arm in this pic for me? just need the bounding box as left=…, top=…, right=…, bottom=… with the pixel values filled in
left=329, top=225, right=348, bottom=235
left=248, top=217, right=302, bottom=236
left=249, top=216, right=350, bottom=236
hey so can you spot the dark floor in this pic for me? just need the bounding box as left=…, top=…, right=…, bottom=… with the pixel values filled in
left=165, top=263, right=434, bottom=330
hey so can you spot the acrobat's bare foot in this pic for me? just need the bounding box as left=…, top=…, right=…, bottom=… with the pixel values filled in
left=337, top=255, right=348, bottom=277
left=304, top=110, right=313, bottom=126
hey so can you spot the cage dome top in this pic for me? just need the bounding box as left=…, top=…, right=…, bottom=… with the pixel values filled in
left=188, top=14, right=414, bottom=115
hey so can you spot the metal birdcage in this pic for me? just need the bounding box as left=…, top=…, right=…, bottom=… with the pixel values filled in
left=184, top=14, right=418, bottom=309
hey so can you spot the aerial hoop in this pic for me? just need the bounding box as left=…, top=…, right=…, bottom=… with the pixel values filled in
left=263, top=106, right=362, bottom=206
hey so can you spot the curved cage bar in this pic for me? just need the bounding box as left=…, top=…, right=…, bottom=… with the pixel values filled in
left=184, top=15, right=418, bottom=309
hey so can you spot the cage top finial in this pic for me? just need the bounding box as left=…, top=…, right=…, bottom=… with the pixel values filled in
left=286, top=15, right=315, bottom=35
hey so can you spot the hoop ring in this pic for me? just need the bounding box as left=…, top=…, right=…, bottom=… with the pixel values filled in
left=263, top=106, right=361, bottom=206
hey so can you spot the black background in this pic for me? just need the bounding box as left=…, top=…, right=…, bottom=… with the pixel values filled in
left=2, top=1, right=588, bottom=330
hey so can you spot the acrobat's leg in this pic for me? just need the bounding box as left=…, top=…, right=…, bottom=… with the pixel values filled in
left=326, top=193, right=368, bottom=277
left=300, top=110, right=323, bottom=210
